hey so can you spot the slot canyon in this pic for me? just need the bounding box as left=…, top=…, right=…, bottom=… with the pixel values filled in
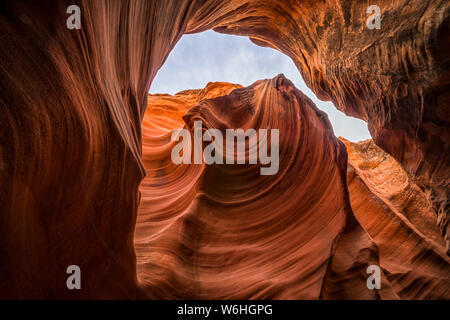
left=0, top=0, right=448, bottom=299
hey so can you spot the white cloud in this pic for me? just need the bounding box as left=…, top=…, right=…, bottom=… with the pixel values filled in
left=150, top=30, right=370, bottom=142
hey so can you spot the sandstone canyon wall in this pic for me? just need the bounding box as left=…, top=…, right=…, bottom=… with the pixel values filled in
left=343, top=139, right=450, bottom=299
left=135, top=81, right=449, bottom=299
left=0, top=0, right=448, bottom=299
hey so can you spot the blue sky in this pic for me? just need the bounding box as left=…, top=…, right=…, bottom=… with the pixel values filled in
left=150, top=30, right=370, bottom=142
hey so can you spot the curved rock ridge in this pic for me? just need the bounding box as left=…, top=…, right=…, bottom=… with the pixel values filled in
left=144, top=82, right=243, bottom=133
left=342, top=139, right=450, bottom=299
left=136, top=77, right=391, bottom=299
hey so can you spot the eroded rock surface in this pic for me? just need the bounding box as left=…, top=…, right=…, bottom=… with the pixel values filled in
left=136, top=77, right=388, bottom=299
left=343, top=139, right=450, bottom=299
left=0, top=0, right=448, bottom=298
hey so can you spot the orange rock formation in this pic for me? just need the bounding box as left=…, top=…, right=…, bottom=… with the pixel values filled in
left=137, top=77, right=391, bottom=299
left=135, top=82, right=449, bottom=299
left=343, top=139, right=450, bottom=299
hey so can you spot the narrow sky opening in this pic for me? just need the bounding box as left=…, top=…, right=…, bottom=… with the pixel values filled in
left=150, top=30, right=370, bottom=142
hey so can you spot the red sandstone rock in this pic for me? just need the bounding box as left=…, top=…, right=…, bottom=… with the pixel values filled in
left=187, top=0, right=450, bottom=253
left=136, top=77, right=389, bottom=299
left=343, top=138, right=450, bottom=299
left=0, top=0, right=448, bottom=299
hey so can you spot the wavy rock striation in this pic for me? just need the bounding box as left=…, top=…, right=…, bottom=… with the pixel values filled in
left=136, top=77, right=390, bottom=299
left=0, top=0, right=448, bottom=298
left=188, top=0, right=450, bottom=250
left=343, top=139, right=450, bottom=299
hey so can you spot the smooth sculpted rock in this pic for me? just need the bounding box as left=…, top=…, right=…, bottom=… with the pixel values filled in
left=343, top=139, right=450, bottom=299
left=136, top=76, right=391, bottom=299
left=0, top=1, right=448, bottom=298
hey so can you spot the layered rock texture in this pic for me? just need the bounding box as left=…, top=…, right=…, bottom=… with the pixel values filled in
left=0, top=0, right=448, bottom=299
left=137, top=77, right=391, bottom=299
left=135, top=82, right=449, bottom=299
left=343, top=139, right=450, bottom=299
